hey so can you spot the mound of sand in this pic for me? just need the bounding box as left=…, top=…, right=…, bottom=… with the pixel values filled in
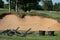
left=0, top=15, right=60, bottom=31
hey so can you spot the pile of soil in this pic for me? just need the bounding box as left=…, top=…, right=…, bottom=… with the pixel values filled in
left=0, top=14, right=60, bottom=31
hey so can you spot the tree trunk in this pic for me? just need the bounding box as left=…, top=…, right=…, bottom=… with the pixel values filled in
left=16, top=0, right=18, bottom=12
left=9, top=0, right=11, bottom=13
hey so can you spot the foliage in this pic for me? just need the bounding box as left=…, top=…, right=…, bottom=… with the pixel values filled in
left=53, top=3, right=60, bottom=11
left=6, top=0, right=41, bottom=11
left=42, top=0, right=53, bottom=11
left=0, top=31, right=60, bottom=40
left=0, top=0, right=4, bottom=8
left=1, top=0, right=60, bottom=11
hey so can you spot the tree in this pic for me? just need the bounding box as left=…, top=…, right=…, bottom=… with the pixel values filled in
left=7, top=0, right=17, bottom=12
left=6, top=0, right=41, bottom=12
left=20, top=0, right=41, bottom=11
left=9, top=0, right=11, bottom=12
left=0, top=0, right=4, bottom=8
left=53, top=3, right=60, bottom=11
left=42, top=0, right=53, bottom=11
left=14, top=0, right=41, bottom=12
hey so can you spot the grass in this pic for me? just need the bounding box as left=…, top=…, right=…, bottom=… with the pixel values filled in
left=0, top=10, right=60, bottom=40
left=0, top=31, right=60, bottom=40
left=17, top=10, right=60, bottom=22
left=0, top=9, right=60, bottom=22
left=0, top=9, right=60, bottom=18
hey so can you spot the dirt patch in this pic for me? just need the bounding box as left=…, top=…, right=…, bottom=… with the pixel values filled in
left=0, top=14, right=60, bottom=31
left=0, top=13, right=11, bottom=19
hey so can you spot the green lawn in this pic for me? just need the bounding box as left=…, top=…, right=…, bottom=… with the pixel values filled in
left=0, top=9, right=60, bottom=18
left=0, top=9, right=60, bottom=22
left=18, top=10, right=60, bottom=22
left=0, top=31, right=60, bottom=40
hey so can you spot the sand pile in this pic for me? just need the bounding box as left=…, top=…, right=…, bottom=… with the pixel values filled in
left=0, top=15, right=60, bottom=31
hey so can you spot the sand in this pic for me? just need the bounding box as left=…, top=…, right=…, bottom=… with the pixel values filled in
left=0, top=14, right=60, bottom=31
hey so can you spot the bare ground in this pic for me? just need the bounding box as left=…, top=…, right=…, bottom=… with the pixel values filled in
left=0, top=14, right=60, bottom=31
